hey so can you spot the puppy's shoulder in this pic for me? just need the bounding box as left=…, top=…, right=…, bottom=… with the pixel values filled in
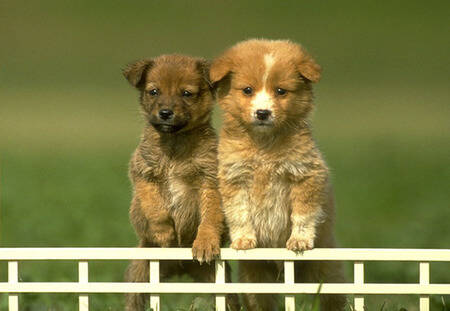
left=129, top=139, right=165, bottom=182
left=280, top=132, right=329, bottom=179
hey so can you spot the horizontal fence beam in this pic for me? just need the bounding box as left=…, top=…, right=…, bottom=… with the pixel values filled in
left=1, top=248, right=450, bottom=261
left=1, top=282, right=450, bottom=295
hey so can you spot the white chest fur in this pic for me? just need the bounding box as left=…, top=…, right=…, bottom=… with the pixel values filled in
left=221, top=159, right=308, bottom=247
left=166, top=170, right=201, bottom=243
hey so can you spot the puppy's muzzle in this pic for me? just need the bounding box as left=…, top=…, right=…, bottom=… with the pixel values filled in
left=151, top=109, right=188, bottom=133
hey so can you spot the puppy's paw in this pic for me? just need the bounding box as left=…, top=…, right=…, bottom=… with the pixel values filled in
left=192, top=237, right=220, bottom=264
left=286, top=236, right=314, bottom=252
left=231, top=237, right=257, bottom=250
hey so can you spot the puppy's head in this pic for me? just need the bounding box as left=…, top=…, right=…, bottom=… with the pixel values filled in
left=123, top=55, right=213, bottom=134
left=210, top=39, right=321, bottom=131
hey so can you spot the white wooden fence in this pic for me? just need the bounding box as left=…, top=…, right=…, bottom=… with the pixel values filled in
left=1, top=248, right=450, bottom=311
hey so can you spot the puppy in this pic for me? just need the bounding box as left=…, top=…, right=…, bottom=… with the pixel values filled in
left=123, top=54, right=239, bottom=311
left=210, top=39, right=346, bottom=311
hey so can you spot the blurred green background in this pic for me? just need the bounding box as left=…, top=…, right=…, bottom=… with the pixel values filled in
left=1, top=0, right=449, bottom=310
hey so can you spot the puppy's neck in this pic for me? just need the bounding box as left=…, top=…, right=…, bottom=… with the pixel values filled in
left=143, top=122, right=213, bottom=157
left=223, top=117, right=312, bottom=150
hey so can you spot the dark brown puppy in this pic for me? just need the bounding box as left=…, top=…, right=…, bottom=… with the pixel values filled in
left=123, top=54, right=239, bottom=311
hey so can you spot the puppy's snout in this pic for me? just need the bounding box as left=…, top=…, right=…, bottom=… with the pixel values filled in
left=255, top=109, right=271, bottom=121
left=158, top=109, right=174, bottom=120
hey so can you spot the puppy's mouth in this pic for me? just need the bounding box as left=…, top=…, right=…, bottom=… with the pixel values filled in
left=252, top=120, right=274, bottom=127
left=151, top=122, right=187, bottom=133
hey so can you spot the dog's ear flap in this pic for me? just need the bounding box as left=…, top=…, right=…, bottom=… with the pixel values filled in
left=209, top=56, right=232, bottom=84
left=294, top=47, right=321, bottom=83
left=123, top=59, right=154, bottom=89
left=195, top=58, right=212, bottom=88
left=297, top=58, right=321, bottom=83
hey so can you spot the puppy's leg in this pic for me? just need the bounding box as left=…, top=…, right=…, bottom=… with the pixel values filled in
left=221, top=182, right=256, bottom=250
left=187, top=262, right=216, bottom=309
left=225, top=262, right=241, bottom=311
left=317, top=260, right=347, bottom=311
left=125, top=257, right=177, bottom=311
left=316, top=227, right=347, bottom=310
left=186, top=261, right=241, bottom=311
left=295, top=260, right=347, bottom=311
left=286, top=173, right=329, bottom=252
left=316, top=195, right=347, bottom=311
left=127, top=178, right=175, bottom=311
left=192, top=180, right=223, bottom=263
left=132, top=178, right=176, bottom=247
left=295, top=220, right=347, bottom=311
left=125, top=256, right=149, bottom=311
left=240, top=260, right=279, bottom=311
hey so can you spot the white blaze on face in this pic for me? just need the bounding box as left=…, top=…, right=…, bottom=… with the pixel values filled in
left=251, top=53, right=276, bottom=118
left=262, top=53, right=275, bottom=82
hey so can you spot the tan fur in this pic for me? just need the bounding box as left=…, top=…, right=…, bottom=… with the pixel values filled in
left=211, top=39, right=346, bottom=311
left=123, top=54, right=239, bottom=311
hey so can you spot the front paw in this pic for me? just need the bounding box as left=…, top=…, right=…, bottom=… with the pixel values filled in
left=286, top=236, right=314, bottom=252
left=231, top=237, right=257, bottom=250
left=192, top=237, right=220, bottom=264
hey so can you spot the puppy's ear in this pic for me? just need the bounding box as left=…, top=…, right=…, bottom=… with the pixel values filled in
left=209, top=56, right=232, bottom=84
left=195, top=58, right=212, bottom=88
left=123, top=59, right=154, bottom=89
left=294, top=47, right=321, bottom=83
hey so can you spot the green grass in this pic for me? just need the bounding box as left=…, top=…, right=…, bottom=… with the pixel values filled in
left=1, top=0, right=449, bottom=309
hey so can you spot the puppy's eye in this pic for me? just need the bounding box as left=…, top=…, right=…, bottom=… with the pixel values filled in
left=276, top=88, right=287, bottom=96
left=182, top=90, right=193, bottom=97
left=148, top=89, right=159, bottom=96
left=242, top=87, right=253, bottom=96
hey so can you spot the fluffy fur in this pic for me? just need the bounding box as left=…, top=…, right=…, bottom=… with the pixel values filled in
left=123, top=54, right=239, bottom=311
left=211, top=39, right=346, bottom=311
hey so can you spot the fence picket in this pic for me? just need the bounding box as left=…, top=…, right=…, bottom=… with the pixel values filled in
left=284, top=260, right=295, bottom=311
left=419, top=262, right=430, bottom=311
left=354, top=261, right=364, bottom=311
left=78, top=261, right=89, bottom=311
left=8, top=261, right=18, bottom=311
left=215, top=259, right=226, bottom=311
left=150, top=260, right=160, bottom=311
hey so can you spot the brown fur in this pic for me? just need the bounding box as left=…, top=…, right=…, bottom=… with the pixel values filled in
left=211, top=39, right=346, bottom=311
left=123, top=54, right=239, bottom=311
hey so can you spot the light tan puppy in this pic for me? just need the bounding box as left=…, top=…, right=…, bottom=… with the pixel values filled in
left=210, top=39, right=346, bottom=311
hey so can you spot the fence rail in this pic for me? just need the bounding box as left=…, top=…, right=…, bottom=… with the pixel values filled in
left=1, top=248, right=450, bottom=311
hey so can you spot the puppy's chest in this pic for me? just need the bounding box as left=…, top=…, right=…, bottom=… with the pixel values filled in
left=156, top=163, right=202, bottom=238
left=223, top=157, right=309, bottom=246
left=223, top=157, right=307, bottom=198
left=163, top=164, right=201, bottom=209
left=250, top=167, right=292, bottom=246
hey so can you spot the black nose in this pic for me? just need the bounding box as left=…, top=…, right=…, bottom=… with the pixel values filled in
left=158, top=109, right=174, bottom=120
left=255, top=109, right=271, bottom=121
